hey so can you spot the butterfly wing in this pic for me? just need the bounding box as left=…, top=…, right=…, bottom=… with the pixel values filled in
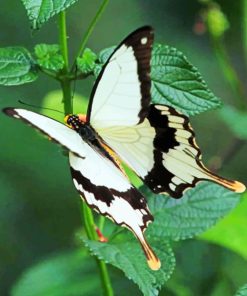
left=87, top=27, right=245, bottom=197
left=3, top=107, right=160, bottom=270
left=87, top=26, right=154, bottom=128
left=96, top=104, right=245, bottom=198
left=3, top=108, right=87, bottom=159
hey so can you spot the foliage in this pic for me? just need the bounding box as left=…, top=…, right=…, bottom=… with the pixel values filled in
left=34, top=44, right=64, bottom=71
left=1, top=1, right=246, bottom=296
left=235, top=284, right=247, bottom=296
left=95, top=44, right=221, bottom=116
left=22, top=0, right=79, bottom=29
left=11, top=250, right=99, bottom=296
left=0, top=47, right=37, bottom=85
left=201, top=191, right=247, bottom=260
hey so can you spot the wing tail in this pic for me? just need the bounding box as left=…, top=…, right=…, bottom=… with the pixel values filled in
left=137, top=234, right=161, bottom=270
left=200, top=166, right=246, bottom=193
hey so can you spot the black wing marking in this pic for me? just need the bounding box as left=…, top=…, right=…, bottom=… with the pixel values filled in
left=69, top=152, right=160, bottom=270
left=144, top=104, right=245, bottom=198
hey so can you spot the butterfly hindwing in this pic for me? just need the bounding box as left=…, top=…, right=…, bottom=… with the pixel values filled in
left=87, top=26, right=154, bottom=128
left=98, top=104, right=245, bottom=198
left=69, top=151, right=160, bottom=270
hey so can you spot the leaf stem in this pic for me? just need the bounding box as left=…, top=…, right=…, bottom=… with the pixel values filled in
left=71, top=0, right=109, bottom=72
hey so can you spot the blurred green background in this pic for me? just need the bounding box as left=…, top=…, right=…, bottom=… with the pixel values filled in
left=0, top=0, right=247, bottom=295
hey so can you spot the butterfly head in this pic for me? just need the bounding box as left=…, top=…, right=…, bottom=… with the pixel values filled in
left=64, top=114, right=84, bottom=131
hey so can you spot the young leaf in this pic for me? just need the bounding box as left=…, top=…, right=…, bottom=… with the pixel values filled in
left=0, top=47, right=37, bottom=86
left=235, top=284, right=247, bottom=296
left=22, top=0, right=79, bottom=29
left=219, top=104, right=247, bottom=139
left=95, top=44, right=221, bottom=115
left=141, top=182, right=240, bottom=241
left=83, top=236, right=175, bottom=296
left=34, top=44, right=64, bottom=71
left=11, top=249, right=99, bottom=296
left=77, top=48, right=97, bottom=74
left=201, top=192, right=247, bottom=260
left=151, top=44, right=221, bottom=115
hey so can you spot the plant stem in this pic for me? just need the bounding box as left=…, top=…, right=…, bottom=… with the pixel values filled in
left=98, top=215, right=106, bottom=231
left=71, top=0, right=109, bottom=72
left=58, top=10, right=114, bottom=296
left=243, top=0, right=247, bottom=67
left=59, top=11, right=69, bottom=72
left=82, top=203, right=114, bottom=296
left=210, top=36, right=247, bottom=110
left=59, top=11, right=72, bottom=114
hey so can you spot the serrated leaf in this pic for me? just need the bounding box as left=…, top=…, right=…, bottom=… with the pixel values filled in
left=219, top=104, right=247, bottom=139
left=77, top=48, right=97, bottom=74
left=141, top=182, right=240, bottom=241
left=235, top=284, right=247, bottom=296
left=83, top=237, right=175, bottom=296
left=11, top=249, right=99, bottom=296
left=151, top=44, right=221, bottom=115
left=95, top=44, right=221, bottom=115
left=93, top=46, right=115, bottom=77
left=34, top=44, right=64, bottom=71
left=22, top=0, right=79, bottom=29
left=0, top=47, right=37, bottom=86
left=201, top=192, right=247, bottom=260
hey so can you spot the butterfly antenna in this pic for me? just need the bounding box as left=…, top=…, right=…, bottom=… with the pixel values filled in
left=18, top=100, right=64, bottom=115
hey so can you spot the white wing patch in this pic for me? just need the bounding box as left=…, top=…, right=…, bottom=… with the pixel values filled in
left=90, top=45, right=142, bottom=128
left=98, top=119, right=155, bottom=178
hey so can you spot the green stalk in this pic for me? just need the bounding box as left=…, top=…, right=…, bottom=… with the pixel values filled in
left=82, top=203, right=114, bottom=296
left=71, top=0, right=109, bottom=72
left=243, top=0, right=247, bottom=66
left=58, top=9, right=114, bottom=296
left=210, top=36, right=246, bottom=110
left=59, top=11, right=72, bottom=114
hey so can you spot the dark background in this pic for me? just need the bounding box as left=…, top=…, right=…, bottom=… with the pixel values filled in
left=0, top=0, right=246, bottom=295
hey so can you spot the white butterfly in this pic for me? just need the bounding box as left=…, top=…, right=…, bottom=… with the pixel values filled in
left=3, top=26, right=245, bottom=270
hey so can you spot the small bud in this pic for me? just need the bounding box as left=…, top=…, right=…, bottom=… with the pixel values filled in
left=206, top=5, right=229, bottom=38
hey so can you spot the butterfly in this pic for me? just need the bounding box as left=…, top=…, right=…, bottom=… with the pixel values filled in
left=3, top=26, right=245, bottom=271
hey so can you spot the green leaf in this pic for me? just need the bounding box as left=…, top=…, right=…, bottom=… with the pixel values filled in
left=141, top=182, right=240, bottom=241
left=34, top=44, right=64, bottom=71
left=151, top=44, right=221, bottom=115
left=201, top=192, right=247, bottom=260
left=22, top=0, right=79, bottom=29
left=219, top=104, right=247, bottom=139
left=94, top=46, right=115, bottom=77
left=83, top=236, right=175, bottom=296
left=11, top=249, right=99, bottom=296
left=0, top=47, right=37, bottom=86
left=235, top=284, right=247, bottom=296
left=95, top=44, right=221, bottom=115
left=77, top=48, right=97, bottom=74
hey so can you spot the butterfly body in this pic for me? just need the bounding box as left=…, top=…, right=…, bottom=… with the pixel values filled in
left=3, top=26, right=245, bottom=270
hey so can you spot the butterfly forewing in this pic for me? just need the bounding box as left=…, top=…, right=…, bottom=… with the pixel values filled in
left=87, top=26, right=154, bottom=128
